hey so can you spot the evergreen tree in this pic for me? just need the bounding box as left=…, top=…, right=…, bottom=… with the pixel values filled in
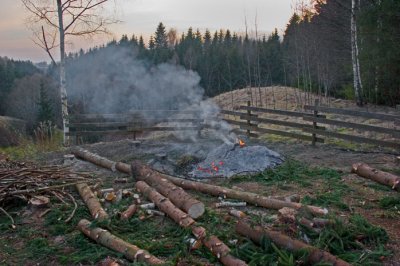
left=37, top=79, right=54, bottom=123
left=154, top=22, right=168, bottom=48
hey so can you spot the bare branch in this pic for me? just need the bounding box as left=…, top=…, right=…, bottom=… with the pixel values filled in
left=41, top=26, right=57, bottom=65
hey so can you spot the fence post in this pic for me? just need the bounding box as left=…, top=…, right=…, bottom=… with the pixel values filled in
left=246, top=100, right=251, bottom=137
left=312, top=99, right=320, bottom=146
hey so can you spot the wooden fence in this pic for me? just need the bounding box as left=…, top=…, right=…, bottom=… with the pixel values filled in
left=222, top=100, right=400, bottom=150
left=68, top=110, right=204, bottom=144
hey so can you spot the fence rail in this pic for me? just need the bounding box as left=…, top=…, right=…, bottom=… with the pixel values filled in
left=222, top=100, right=400, bottom=150
left=68, top=110, right=205, bottom=144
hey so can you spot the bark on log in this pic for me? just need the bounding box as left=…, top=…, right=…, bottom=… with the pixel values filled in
left=72, top=148, right=117, bottom=171
left=76, top=183, right=108, bottom=221
left=352, top=163, right=400, bottom=191
left=77, top=219, right=163, bottom=264
left=135, top=181, right=195, bottom=228
left=236, top=221, right=350, bottom=266
left=161, top=174, right=327, bottom=216
left=203, top=235, right=247, bottom=266
left=131, top=161, right=205, bottom=219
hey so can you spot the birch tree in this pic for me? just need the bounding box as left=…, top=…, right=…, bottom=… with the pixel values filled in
left=351, top=0, right=363, bottom=106
left=21, top=0, right=116, bottom=145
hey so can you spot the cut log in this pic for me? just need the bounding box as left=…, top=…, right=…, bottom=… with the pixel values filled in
left=76, top=183, right=108, bottom=221
left=135, top=181, right=195, bottom=227
left=72, top=148, right=117, bottom=171
left=203, top=235, right=247, bottom=266
left=131, top=161, right=205, bottom=219
left=229, top=209, right=246, bottom=218
left=77, top=219, right=163, bottom=264
left=216, top=201, right=247, bottom=208
left=161, top=174, right=327, bottom=216
left=269, top=194, right=300, bottom=203
left=236, top=221, right=350, bottom=266
left=352, top=163, right=400, bottom=191
left=71, top=150, right=326, bottom=216
left=120, top=204, right=137, bottom=220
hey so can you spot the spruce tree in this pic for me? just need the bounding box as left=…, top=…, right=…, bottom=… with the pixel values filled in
left=37, top=79, right=54, bottom=123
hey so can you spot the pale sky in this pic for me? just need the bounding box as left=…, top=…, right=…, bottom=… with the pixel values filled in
left=0, top=0, right=294, bottom=62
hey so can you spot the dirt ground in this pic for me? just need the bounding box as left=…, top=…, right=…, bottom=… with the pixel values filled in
left=71, top=138, right=400, bottom=265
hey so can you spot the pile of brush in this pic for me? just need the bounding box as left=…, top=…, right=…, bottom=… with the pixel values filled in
left=0, top=157, right=93, bottom=205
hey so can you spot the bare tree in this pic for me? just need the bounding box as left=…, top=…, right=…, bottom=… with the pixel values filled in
left=351, top=0, right=363, bottom=106
left=21, top=0, right=117, bottom=145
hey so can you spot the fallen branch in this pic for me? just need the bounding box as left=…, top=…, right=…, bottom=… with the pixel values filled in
left=352, top=163, right=400, bottom=191
left=131, top=161, right=205, bottom=219
left=236, top=221, right=350, bottom=266
left=76, top=183, right=109, bottom=221
left=64, top=192, right=78, bottom=223
left=77, top=219, right=164, bottom=264
left=0, top=207, right=15, bottom=229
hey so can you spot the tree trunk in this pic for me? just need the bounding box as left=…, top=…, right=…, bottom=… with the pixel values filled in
left=56, top=0, right=70, bottom=145
left=76, top=183, right=109, bottom=221
left=135, top=181, right=195, bottom=228
left=351, top=163, right=400, bottom=190
left=131, top=161, right=205, bottom=219
left=351, top=0, right=363, bottom=106
left=77, top=219, right=164, bottom=264
left=236, top=221, right=350, bottom=266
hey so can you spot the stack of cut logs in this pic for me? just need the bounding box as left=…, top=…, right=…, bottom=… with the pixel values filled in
left=72, top=148, right=355, bottom=265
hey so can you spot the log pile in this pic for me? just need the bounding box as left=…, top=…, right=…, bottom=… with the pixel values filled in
left=131, top=161, right=205, bottom=218
left=135, top=180, right=247, bottom=265
left=71, top=148, right=335, bottom=265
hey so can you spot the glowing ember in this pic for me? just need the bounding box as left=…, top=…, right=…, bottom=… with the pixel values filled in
left=238, top=139, right=245, bottom=148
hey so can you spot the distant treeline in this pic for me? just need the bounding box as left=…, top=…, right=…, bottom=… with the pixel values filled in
left=1, top=0, right=399, bottom=130
left=60, top=0, right=399, bottom=106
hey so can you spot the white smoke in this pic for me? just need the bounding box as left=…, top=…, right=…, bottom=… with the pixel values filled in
left=67, top=45, right=236, bottom=143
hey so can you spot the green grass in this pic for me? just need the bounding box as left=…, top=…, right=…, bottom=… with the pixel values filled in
left=379, top=196, right=400, bottom=210
left=0, top=158, right=394, bottom=265
left=0, top=129, right=63, bottom=161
